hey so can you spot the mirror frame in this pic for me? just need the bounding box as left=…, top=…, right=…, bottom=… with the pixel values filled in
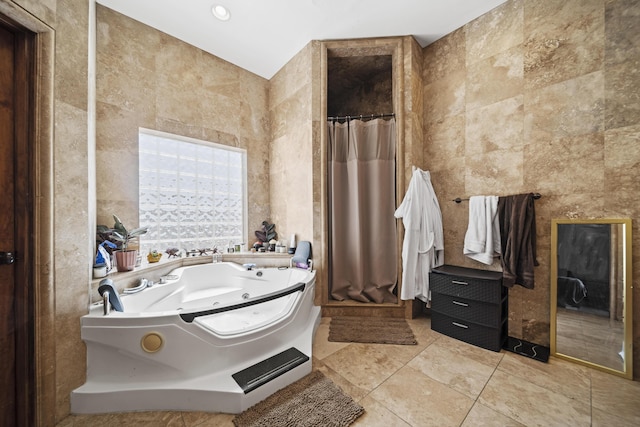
left=550, top=218, right=633, bottom=379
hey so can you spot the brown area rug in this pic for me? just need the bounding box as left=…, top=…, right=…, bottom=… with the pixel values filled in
left=233, top=370, right=364, bottom=427
left=328, top=316, right=417, bottom=345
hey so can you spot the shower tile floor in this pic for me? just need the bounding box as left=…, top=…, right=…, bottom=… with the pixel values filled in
left=58, top=316, right=640, bottom=427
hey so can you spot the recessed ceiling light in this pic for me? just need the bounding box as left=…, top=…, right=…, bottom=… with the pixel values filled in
left=212, top=4, right=231, bottom=21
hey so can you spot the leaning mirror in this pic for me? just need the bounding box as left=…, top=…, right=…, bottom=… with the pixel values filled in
left=551, top=218, right=633, bottom=379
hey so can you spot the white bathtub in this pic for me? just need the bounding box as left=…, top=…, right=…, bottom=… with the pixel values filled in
left=71, top=262, right=320, bottom=414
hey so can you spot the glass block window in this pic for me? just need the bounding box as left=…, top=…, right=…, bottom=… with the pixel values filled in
left=138, top=128, right=247, bottom=255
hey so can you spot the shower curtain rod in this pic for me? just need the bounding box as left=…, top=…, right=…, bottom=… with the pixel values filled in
left=453, top=193, right=542, bottom=203
left=327, top=113, right=395, bottom=121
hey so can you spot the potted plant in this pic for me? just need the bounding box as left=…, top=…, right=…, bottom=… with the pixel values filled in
left=110, top=215, right=149, bottom=272
left=254, top=220, right=277, bottom=250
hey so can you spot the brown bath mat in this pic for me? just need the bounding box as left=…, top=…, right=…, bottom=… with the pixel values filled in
left=232, top=370, right=364, bottom=427
left=328, top=316, right=417, bottom=345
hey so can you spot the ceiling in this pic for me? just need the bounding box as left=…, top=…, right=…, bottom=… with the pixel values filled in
left=96, top=0, right=508, bottom=80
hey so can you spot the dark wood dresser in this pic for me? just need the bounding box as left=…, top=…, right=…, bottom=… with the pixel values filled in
left=429, top=265, right=507, bottom=352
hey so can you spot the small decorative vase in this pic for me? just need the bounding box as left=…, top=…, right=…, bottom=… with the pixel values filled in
left=115, top=250, right=137, bottom=272
left=147, top=252, right=162, bottom=263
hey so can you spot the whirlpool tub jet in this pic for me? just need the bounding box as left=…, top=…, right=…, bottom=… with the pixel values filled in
left=71, top=262, right=320, bottom=414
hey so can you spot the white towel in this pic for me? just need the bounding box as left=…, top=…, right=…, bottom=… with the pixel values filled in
left=463, top=195, right=500, bottom=265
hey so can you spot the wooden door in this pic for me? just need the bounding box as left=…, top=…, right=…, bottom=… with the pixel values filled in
left=0, top=23, right=18, bottom=427
left=0, top=16, right=34, bottom=427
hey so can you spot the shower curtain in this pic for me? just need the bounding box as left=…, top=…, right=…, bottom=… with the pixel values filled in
left=328, top=118, right=398, bottom=303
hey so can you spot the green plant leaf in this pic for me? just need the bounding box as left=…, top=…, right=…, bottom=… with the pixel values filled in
left=111, top=231, right=126, bottom=243
left=128, top=227, right=149, bottom=238
left=110, top=214, right=148, bottom=251
left=113, top=214, right=127, bottom=235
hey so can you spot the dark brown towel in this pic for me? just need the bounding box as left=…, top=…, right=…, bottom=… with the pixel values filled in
left=498, top=193, right=539, bottom=288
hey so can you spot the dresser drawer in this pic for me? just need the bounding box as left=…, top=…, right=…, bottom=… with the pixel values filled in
left=430, top=267, right=505, bottom=304
left=431, top=312, right=506, bottom=352
left=431, top=293, right=503, bottom=328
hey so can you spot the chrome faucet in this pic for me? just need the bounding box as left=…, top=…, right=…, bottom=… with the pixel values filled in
left=98, top=278, right=124, bottom=315
left=102, top=290, right=111, bottom=315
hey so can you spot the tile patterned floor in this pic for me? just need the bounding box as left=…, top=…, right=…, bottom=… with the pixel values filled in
left=58, top=316, right=640, bottom=427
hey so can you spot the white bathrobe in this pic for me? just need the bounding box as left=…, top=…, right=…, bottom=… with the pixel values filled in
left=463, top=195, right=500, bottom=265
left=394, top=169, right=444, bottom=302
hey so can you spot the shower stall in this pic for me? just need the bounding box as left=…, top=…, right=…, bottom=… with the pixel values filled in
left=318, top=37, right=424, bottom=318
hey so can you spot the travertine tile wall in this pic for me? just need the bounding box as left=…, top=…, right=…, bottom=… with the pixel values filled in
left=53, top=1, right=91, bottom=420
left=422, top=0, right=639, bottom=377
left=268, top=42, right=317, bottom=250
left=95, top=6, right=270, bottom=243
left=404, top=36, right=425, bottom=177
left=402, top=36, right=426, bottom=317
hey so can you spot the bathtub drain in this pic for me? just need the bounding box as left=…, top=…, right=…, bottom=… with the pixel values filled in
left=242, top=293, right=250, bottom=300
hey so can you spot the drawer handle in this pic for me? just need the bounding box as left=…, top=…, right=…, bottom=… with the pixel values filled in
left=452, top=321, right=469, bottom=329
left=452, top=280, right=468, bottom=286
left=452, top=300, right=468, bottom=307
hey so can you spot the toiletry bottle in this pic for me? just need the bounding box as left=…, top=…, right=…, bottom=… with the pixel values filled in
left=288, top=233, right=296, bottom=254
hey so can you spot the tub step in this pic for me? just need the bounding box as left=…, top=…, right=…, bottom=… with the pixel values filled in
left=232, top=347, right=309, bottom=394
